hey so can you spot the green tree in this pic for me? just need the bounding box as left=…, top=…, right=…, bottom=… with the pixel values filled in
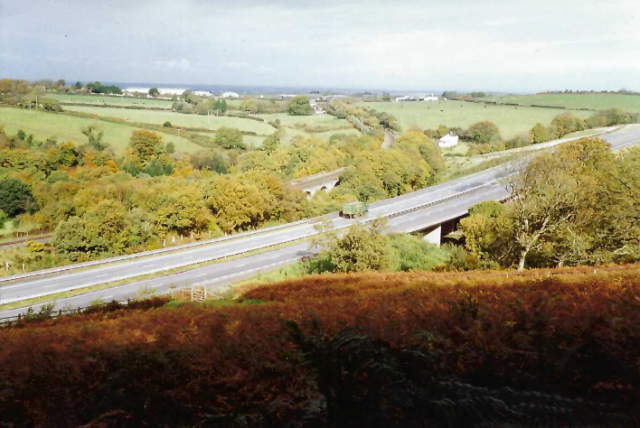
left=148, top=87, right=160, bottom=97
left=214, top=127, right=245, bottom=150
left=82, top=125, right=106, bottom=151
left=319, top=220, right=392, bottom=273
left=549, top=113, right=586, bottom=138
left=263, top=134, right=281, bottom=154
left=388, top=233, right=448, bottom=271
left=462, top=138, right=629, bottom=270
left=464, top=121, right=500, bottom=144
left=0, top=208, right=7, bottom=229
left=460, top=201, right=513, bottom=264
left=529, top=123, right=548, bottom=144
left=0, top=178, right=36, bottom=217
left=288, top=95, right=314, bottom=116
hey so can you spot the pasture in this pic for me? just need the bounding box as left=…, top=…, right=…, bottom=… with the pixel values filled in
left=0, top=107, right=201, bottom=155
left=49, top=93, right=175, bottom=109
left=358, top=100, right=592, bottom=139
left=64, top=106, right=277, bottom=135
left=258, top=112, right=360, bottom=144
left=481, top=93, right=640, bottom=113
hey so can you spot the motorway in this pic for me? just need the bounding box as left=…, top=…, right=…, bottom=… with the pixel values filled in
left=1, top=126, right=639, bottom=318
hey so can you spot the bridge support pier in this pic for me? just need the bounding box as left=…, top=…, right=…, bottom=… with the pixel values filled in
left=420, top=219, right=459, bottom=248
left=422, top=225, right=442, bottom=247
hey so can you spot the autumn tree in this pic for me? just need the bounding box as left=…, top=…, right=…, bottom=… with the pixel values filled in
left=128, top=129, right=165, bottom=165
left=395, top=130, right=445, bottom=180
left=205, top=175, right=270, bottom=233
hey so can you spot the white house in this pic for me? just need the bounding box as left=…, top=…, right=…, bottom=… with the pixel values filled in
left=423, top=94, right=438, bottom=102
left=222, top=91, right=240, bottom=99
left=438, top=133, right=459, bottom=148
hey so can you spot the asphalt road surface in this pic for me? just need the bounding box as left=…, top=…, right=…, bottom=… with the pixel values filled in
left=1, top=126, right=638, bottom=318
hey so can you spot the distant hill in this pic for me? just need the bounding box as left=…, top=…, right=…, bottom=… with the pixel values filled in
left=1, top=265, right=639, bottom=427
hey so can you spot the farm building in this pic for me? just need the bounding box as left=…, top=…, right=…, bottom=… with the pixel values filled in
left=438, top=133, right=459, bottom=148
left=222, top=91, right=240, bottom=99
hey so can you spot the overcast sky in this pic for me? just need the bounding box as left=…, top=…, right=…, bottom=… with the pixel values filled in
left=1, top=0, right=639, bottom=92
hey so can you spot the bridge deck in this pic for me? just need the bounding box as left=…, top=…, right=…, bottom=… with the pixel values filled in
left=288, top=167, right=346, bottom=189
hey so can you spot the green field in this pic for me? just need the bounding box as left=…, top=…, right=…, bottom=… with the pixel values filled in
left=49, top=93, right=175, bottom=109
left=0, top=107, right=201, bottom=155
left=258, top=113, right=360, bottom=144
left=358, top=100, right=592, bottom=139
left=258, top=113, right=353, bottom=129
left=64, top=106, right=277, bottom=135
left=481, top=93, right=640, bottom=113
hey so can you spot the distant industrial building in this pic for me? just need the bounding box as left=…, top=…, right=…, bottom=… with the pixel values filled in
left=221, top=91, right=240, bottom=99
left=438, top=133, right=459, bottom=148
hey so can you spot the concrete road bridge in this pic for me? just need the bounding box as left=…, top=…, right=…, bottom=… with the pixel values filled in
left=1, top=126, right=639, bottom=319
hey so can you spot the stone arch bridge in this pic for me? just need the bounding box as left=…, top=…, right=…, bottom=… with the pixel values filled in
left=288, top=167, right=346, bottom=198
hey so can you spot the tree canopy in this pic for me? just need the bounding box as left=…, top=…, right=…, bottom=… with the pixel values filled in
left=288, top=95, right=314, bottom=116
left=461, top=138, right=640, bottom=270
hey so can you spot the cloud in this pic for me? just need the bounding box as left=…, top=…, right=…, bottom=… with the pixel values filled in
left=156, top=59, right=192, bottom=71
left=1, top=0, right=638, bottom=91
left=0, top=51, right=22, bottom=61
left=224, top=61, right=250, bottom=70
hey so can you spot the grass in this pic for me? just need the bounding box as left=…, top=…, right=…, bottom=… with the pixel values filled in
left=357, top=100, right=592, bottom=139
left=481, top=93, right=640, bottom=113
left=443, top=154, right=518, bottom=181
left=49, top=93, right=175, bottom=109
left=63, top=106, right=277, bottom=135
left=440, top=141, right=471, bottom=156
left=0, top=221, right=17, bottom=239
left=258, top=113, right=360, bottom=144
left=259, top=113, right=353, bottom=129
left=0, top=107, right=201, bottom=155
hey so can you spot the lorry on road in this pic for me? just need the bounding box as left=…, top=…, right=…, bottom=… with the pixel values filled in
left=340, top=201, right=369, bottom=218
